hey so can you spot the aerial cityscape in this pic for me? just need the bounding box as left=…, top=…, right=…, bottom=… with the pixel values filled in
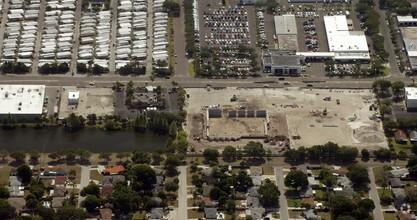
left=1, top=0, right=417, bottom=219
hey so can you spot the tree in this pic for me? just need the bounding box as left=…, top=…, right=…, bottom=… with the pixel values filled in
left=17, top=164, right=32, bottom=184
left=168, top=121, right=177, bottom=139
left=81, top=195, right=102, bottom=212
left=0, top=186, right=10, bottom=199
left=405, top=187, right=417, bottom=203
left=0, top=199, right=15, bottom=219
left=391, top=81, right=405, bottom=99
left=80, top=182, right=100, bottom=197
left=163, top=0, right=180, bottom=16
left=130, top=164, right=157, bottom=191
left=10, top=150, right=26, bottom=163
left=258, top=179, right=280, bottom=208
left=244, top=141, right=265, bottom=159
left=110, top=185, right=141, bottom=214
left=131, top=151, right=151, bottom=164
left=337, top=146, right=358, bottom=163
left=330, top=196, right=356, bottom=219
left=347, top=165, right=370, bottom=189
left=2, top=113, right=16, bottom=129
left=151, top=152, right=163, bottom=164
left=29, top=180, right=45, bottom=200
left=134, top=114, right=147, bottom=133
left=380, top=194, right=394, bottom=204
left=203, top=148, right=219, bottom=162
left=76, top=63, right=87, bottom=73
left=284, top=147, right=306, bottom=163
left=319, top=168, right=337, bottom=187
left=77, top=149, right=92, bottom=162
left=357, top=198, right=375, bottom=212
left=164, top=154, right=181, bottom=174
left=222, top=146, right=237, bottom=161
left=98, top=152, right=112, bottom=163
left=164, top=181, right=179, bottom=193
left=361, top=149, right=370, bottom=161
left=29, top=150, right=40, bottom=163
left=284, top=170, right=308, bottom=190
left=372, top=80, right=392, bottom=97
left=64, top=113, right=84, bottom=132
left=56, top=206, right=88, bottom=220
left=234, top=171, right=253, bottom=191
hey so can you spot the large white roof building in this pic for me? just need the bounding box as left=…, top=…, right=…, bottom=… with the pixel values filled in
left=405, top=87, right=417, bottom=110
left=0, top=85, right=45, bottom=117
left=323, top=15, right=370, bottom=61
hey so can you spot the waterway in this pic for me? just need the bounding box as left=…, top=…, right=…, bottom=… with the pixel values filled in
left=0, top=127, right=168, bottom=152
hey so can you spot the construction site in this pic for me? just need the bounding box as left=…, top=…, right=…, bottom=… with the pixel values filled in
left=184, top=87, right=387, bottom=152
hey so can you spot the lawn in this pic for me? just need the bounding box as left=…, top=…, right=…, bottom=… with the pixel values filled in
left=263, top=166, right=274, bottom=175
left=0, top=166, right=12, bottom=185
left=377, top=188, right=392, bottom=198
left=64, top=166, right=82, bottom=184
left=287, top=198, right=302, bottom=207
left=317, top=211, right=331, bottom=220
left=89, top=170, right=103, bottom=182
left=188, top=60, right=195, bottom=77
left=132, top=211, right=147, bottom=220
left=383, top=212, right=397, bottom=220
left=288, top=210, right=303, bottom=219
left=315, top=189, right=327, bottom=201
left=188, top=209, right=204, bottom=219
left=391, top=138, right=413, bottom=154
left=312, top=169, right=321, bottom=177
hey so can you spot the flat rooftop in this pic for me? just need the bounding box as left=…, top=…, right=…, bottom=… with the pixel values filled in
left=274, top=14, right=297, bottom=35
left=262, top=50, right=300, bottom=66
left=0, top=85, right=45, bottom=115
left=324, top=16, right=369, bottom=54
left=405, top=87, right=417, bottom=99
left=400, top=27, right=417, bottom=69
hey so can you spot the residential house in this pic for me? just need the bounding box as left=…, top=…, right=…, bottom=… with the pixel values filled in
left=337, top=176, right=352, bottom=188
left=249, top=166, right=263, bottom=176
left=390, top=178, right=404, bottom=188
left=149, top=207, right=164, bottom=220
left=7, top=198, right=25, bottom=213
left=303, top=209, right=318, bottom=220
left=51, top=197, right=65, bottom=208
left=246, top=196, right=260, bottom=208
left=99, top=208, right=113, bottom=220
left=52, top=186, right=66, bottom=197
left=101, top=175, right=125, bottom=185
left=251, top=175, right=262, bottom=186
left=203, top=185, right=214, bottom=197
left=205, top=207, right=218, bottom=220
left=245, top=207, right=265, bottom=219
left=201, top=168, right=216, bottom=185
left=397, top=213, right=417, bottom=220
left=247, top=186, right=259, bottom=197
left=410, top=130, right=417, bottom=142
left=308, top=177, right=320, bottom=189
left=392, top=188, right=407, bottom=210
left=390, top=168, right=409, bottom=178
left=102, top=165, right=125, bottom=175
left=102, top=184, right=114, bottom=198
left=300, top=187, right=313, bottom=198
left=395, top=129, right=408, bottom=143
left=9, top=176, right=23, bottom=197
left=54, top=176, right=67, bottom=186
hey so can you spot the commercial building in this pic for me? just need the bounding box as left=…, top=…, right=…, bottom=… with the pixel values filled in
left=400, top=27, right=417, bottom=72
left=274, top=15, right=298, bottom=51
left=405, top=87, right=417, bottom=110
left=238, top=0, right=265, bottom=4
left=323, top=15, right=370, bottom=61
left=0, top=85, right=45, bottom=120
left=397, top=15, right=417, bottom=26
left=261, top=50, right=302, bottom=76
left=68, top=90, right=79, bottom=105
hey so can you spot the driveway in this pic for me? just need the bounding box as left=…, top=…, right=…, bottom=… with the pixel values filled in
left=172, top=0, right=189, bottom=77
left=275, top=166, right=289, bottom=220
left=78, top=165, right=91, bottom=205
left=368, top=167, right=383, bottom=220
left=178, top=166, right=188, bottom=220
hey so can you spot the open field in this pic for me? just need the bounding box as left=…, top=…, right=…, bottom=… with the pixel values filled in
left=59, top=87, right=115, bottom=119
left=185, top=87, right=387, bottom=151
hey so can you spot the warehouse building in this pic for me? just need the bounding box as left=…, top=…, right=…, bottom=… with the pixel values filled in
left=262, top=50, right=302, bottom=76
left=400, top=27, right=417, bottom=72
left=323, top=15, right=370, bottom=62
left=274, top=14, right=298, bottom=51
left=405, top=87, right=417, bottom=111
left=0, top=85, right=45, bottom=120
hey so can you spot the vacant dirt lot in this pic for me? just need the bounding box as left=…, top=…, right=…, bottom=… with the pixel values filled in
left=209, top=117, right=266, bottom=138
left=59, top=87, right=115, bottom=119
left=185, top=87, right=387, bottom=151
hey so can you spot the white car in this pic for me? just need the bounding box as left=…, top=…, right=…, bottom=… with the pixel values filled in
left=89, top=82, right=95, bottom=85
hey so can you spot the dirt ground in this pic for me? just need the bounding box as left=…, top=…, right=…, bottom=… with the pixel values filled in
left=209, top=117, right=266, bottom=138
left=184, top=87, right=387, bottom=151
left=59, top=87, right=115, bottom=119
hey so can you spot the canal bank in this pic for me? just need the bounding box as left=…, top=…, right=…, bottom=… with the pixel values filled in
left=0, top=127, right=168, bottom=152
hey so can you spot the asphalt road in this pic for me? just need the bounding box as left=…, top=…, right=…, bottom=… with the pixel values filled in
left=78, top=165, right=91, bottom=206
left=275, top=166, right=289, bottom=220
left=172, top=0, right=189, bottom=77
left=145, top=0, right=154, bottom=76
left=178, top=166, right=188, bottom=220
left=368, top=167, right=383, bottom=220
left=31, top=0, right=46, bottom=75
left=0, top=0, right=9, bottom=61
left=69, top=0, right=83, bottom=76
left=108, top=0, right=118, bottom=74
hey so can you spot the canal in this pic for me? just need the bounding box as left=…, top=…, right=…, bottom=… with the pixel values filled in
left=0, top=127, right=168, bottom=152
